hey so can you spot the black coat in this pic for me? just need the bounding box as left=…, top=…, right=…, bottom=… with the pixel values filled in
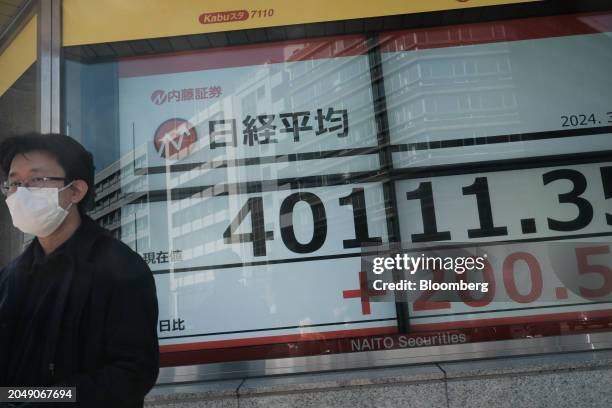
left=0, top=215, right=160, bottom=407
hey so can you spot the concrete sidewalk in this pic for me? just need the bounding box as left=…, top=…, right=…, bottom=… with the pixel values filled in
left=144, top=349, right=612, bottom=407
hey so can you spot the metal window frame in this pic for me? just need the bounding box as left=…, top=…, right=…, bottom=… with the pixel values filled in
left=36, top=0, right=61, bottom=134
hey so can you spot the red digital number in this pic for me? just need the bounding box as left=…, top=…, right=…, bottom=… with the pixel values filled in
left=576, top=246, right=612, bottom=298
left=503, top=252, right=543, bottom=303
left=458, top=258, right=495, bottom=307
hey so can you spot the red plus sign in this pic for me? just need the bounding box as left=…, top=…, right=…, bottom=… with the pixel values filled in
left=343, top=271, right=386, bottom=315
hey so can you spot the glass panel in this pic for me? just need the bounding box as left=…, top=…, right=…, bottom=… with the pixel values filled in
left=376, top=12, right=612, bottom=344
left=64, top=36, right=398, bottom=366
left=381, top=13, right=612, bottom=168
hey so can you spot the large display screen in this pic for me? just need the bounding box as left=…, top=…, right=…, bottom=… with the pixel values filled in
left=381, top=13, right=612, bottom=332
left=115, top=36, right=398, bottom=359
left=79, top=12, right=612, bottom=364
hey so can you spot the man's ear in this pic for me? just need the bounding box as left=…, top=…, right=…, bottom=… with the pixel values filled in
left=69, top=180, right=89, bottom=206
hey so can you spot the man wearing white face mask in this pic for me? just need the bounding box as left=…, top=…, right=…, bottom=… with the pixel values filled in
left=0, top=133, right=159, bottom=407
left=6, top=177, right=76, bottom=239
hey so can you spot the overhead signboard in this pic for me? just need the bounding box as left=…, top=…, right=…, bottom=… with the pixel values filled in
left=62, top=0, right=542, bottom=46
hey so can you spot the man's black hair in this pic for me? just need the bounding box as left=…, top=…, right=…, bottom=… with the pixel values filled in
left=0, top=133, right=96, bottom=212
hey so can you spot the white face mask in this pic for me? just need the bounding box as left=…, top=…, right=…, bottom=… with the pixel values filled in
left=5, top=183, right=74, bottom=238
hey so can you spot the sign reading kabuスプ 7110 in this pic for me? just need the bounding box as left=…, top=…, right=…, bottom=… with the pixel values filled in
left=63, top=0, right=543, bottom=46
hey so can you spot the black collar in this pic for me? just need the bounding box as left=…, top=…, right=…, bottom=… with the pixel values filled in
left=31, top=237, right=69, bottom=266
left=19, top=214, right=108, bottom=269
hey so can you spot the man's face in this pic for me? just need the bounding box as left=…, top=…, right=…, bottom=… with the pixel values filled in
left=8, top=150, right=73, bottom=209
